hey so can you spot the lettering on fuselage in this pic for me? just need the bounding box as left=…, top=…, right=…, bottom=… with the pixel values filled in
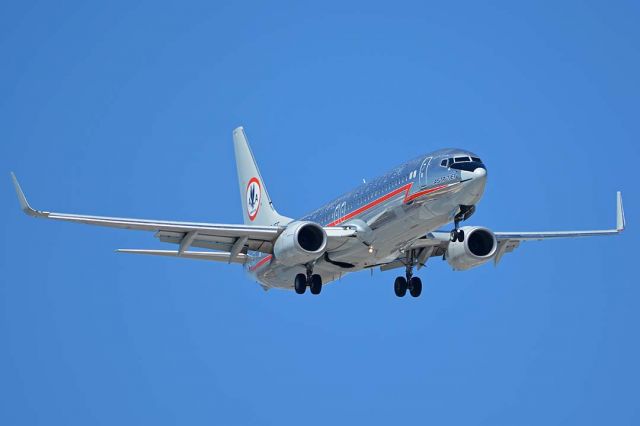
left=433, top=173, right=457, bottom=185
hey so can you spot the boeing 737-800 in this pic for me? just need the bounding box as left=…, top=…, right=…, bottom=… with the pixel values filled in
left=12, top=127, right=625, bottom=297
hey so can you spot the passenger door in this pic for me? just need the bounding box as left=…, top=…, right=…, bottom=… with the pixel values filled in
left=419, top=156, right=432, bottom=188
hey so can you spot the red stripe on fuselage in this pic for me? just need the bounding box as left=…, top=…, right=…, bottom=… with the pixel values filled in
left=249, top=182, right=451, bottom=272
left=326, top=182, right=448, bottom=226
left=326, top=183, right=412, bottom=226
left=403, top=183, right=448, bottom=202
left=249, top=254, right=272, bottom=271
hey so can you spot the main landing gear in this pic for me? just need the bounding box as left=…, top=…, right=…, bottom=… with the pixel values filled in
left=294, top=266, right=322, bottom=295
left=450, top=205, right=475, bottom=243
left=394, top=250, right=423, bottom=298
left=394, top=276, right=422, bottom=298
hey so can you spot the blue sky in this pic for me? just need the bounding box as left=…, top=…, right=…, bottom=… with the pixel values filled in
left=1, top=1, right=638, bottom=424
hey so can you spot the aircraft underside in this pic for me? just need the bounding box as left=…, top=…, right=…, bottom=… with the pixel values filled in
left=11, top=126, right=625, bottom=299
left=253, top=185, right=467, bottom=291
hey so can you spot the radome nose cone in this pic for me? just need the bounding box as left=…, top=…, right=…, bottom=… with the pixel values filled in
left=473, top=167, right=486, bottom=179
left=461, top=167, right=487, bottom=182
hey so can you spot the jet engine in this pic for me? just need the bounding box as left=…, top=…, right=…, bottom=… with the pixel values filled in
left=445, top=226, right=498, bottom=271
left=273, top=221, right=328, bottom=266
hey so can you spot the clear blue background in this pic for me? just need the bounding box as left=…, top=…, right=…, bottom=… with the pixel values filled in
left=1, top=1, right=638, bottom=425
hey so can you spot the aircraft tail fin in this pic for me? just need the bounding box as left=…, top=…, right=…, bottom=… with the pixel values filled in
left=233, top=127, right=292, bottom=226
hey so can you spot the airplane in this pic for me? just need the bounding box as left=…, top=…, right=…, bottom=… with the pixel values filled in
left=11, top=127, right=626, bottom=297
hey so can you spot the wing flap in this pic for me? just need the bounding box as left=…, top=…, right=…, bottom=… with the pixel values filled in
left=42, top=212, right=280, bottom=238
left=116, top=249, right=249, bottom=264
left=155, top=231, right=273, bottom=252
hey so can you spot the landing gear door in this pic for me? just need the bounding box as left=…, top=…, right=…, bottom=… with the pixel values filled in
left=419, top=157, right=432, bottom=188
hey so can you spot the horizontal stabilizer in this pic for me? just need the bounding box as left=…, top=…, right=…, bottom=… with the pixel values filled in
left=116, top=249, right=249, bottom=264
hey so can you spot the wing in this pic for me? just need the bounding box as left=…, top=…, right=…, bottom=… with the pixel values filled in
left=383, top=192, right=625, bottom=270
left=490, top=191, right=625, bottom=264
left=11, top=173, right=354, bottom=262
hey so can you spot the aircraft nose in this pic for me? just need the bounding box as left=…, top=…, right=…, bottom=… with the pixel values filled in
left=459, top=165, right=487, bottom=205
left=461, top=166, right=487, bottom=182
left=473, top=166, right=486, bottom=179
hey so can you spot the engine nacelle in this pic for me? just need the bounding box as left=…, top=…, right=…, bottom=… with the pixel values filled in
left=446, top=226, right=498, bottom=271
left=273, top=221, right=328, bottom=266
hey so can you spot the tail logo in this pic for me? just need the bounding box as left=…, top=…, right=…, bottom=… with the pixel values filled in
left=246, top=177, right=261, bottom=221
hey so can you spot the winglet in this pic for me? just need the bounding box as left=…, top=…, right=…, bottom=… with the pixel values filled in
left=10, top=173, right=47, bottom=217
left=616, top=191, right=625, bottom=232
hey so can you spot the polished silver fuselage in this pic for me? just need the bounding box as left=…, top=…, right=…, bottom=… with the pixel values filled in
left=248, top=148, right=488, bottom=289
left=247, top=149, right=486, bottom=288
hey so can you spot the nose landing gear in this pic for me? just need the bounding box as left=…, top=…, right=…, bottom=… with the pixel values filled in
left=450, top=228, right=465, bottom=243
left=450, top=205, right=475, bottom=242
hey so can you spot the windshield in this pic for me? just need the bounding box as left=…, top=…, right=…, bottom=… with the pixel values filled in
left=440, top=155, right=485, bottom=171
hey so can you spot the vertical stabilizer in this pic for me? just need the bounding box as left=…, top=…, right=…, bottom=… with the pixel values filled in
left=233, top=127, right=292, bottom=226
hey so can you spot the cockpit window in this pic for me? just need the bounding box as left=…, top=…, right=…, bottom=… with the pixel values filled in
left=442, top=156, right=483, bottom=166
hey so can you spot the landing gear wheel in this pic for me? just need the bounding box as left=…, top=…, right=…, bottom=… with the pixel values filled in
left=409, top=276, right=422, bottom=297
left=450, top=205, right=474, bottom=242
left=309, top=274, right=322, bottom=295
left=294, top=273, right=307, bottom=294
left=394, top=276, right=408, bottom=297
left=450, top=229, right=465, bottom=243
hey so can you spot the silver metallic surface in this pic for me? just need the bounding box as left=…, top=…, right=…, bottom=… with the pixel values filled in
left=10, top=127, right=626, bottom=293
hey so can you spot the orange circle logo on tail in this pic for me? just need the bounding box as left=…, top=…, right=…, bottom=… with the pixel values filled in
left=246, top=177, right=261, bottom=221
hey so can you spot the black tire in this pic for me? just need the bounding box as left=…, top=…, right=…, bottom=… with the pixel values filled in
left=458, top=229, right=465, bottom=242
left=409, top=276, right=422, bottom=297
left=394, top=276, right=407, bottom=297
left=450, top=230, right=457, bottom=242
left=309, top=274, right=322, bottom=295
left=294, top=273, right=307, bottom=294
